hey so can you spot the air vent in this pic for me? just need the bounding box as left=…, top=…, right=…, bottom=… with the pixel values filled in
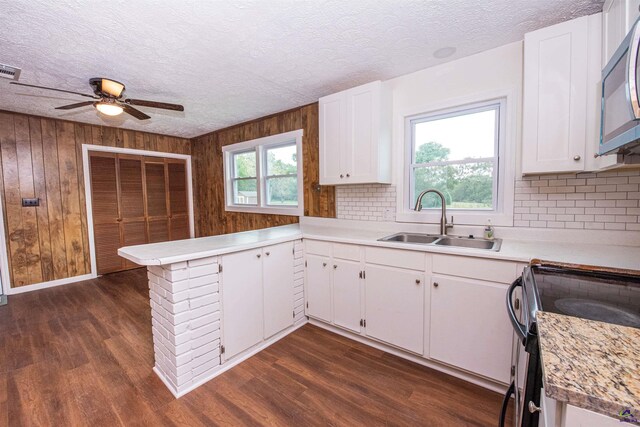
left=0, top=64, right=21, bottom=80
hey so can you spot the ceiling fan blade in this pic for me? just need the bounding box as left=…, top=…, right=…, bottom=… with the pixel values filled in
left=10, top=82, right=99, bottom=99
left=123, top=104, right=151, bottom=120
left=125, top=99, right=184, bottom=111
left=55, top=101, right=95, bottom=110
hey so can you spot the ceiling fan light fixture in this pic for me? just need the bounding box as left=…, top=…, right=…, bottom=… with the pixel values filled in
left=96, top=101, right=124, bottom=116
left=101, top=78, right=125, bottom=97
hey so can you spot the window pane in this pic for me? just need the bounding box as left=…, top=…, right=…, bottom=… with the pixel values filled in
left=414, top=108, right=496, bottom=163
left=233, top=151, right=256, bottom=178
left=233, top=179, right=257, bottom=205
left=266, top=176, right=298, bottom=206
left=414, top=162, right=494, bottom=209
left=266, top=144, right=297, bottom=176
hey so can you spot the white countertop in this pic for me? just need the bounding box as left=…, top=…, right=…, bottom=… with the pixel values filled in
left=118, top=222, right=640, bottom=271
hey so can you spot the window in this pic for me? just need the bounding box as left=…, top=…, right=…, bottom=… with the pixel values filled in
left=223, top=129, right=303, bottom=215
left=401, top=98, right=512, bottom=225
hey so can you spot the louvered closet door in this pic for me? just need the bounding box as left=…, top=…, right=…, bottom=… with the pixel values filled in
left=118, top=155, right=147, bottom=269
left=144, top=158, right=170, bottom=243
left=90, top=153, right=123, bottom=274
left=167, top=159, right=190, bottom=240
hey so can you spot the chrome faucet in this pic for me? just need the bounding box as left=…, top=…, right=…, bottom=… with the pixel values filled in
left=414, top=189, right=454, bottom=235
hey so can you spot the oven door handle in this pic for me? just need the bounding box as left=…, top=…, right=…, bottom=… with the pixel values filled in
left=507, top=276, right=527, bottom=342
left=499, top=381, right=516, bottom=427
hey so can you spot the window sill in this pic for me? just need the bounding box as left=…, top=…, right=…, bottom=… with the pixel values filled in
left=395, top=210, right=513, bottom=227
left=225, top=205, right=302, bottom=216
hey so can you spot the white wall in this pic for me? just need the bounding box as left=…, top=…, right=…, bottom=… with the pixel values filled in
left=334, top=41, right=640, bottom=233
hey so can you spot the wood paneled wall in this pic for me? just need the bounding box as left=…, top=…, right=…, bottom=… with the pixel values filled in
left=192, top=103, right=335, bottom=237
left=0, top=111, right=191, bottom=288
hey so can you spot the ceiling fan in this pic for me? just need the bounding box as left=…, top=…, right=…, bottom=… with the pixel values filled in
left=9, top=77, right=184, bottom=120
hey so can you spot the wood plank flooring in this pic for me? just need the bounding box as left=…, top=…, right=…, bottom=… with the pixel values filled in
left=0, top=269, right=512, bottom=426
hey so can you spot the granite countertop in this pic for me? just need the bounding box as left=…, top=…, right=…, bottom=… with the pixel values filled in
left=537, top=311, right=640, bottom=418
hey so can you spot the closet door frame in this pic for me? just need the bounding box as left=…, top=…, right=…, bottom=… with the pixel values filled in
left=82, top=144, right=194, bottom=278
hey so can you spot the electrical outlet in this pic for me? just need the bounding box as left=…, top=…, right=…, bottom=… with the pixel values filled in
left=21, top=198, right=40, bottom=207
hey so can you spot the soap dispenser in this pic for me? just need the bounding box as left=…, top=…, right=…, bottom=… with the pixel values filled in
left=484, top=220, right=494, bottom=240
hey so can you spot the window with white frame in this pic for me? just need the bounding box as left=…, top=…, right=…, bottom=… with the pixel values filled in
left=223, top=129, right=303, bottom=215
left=405, top=99, right=507, bottom=220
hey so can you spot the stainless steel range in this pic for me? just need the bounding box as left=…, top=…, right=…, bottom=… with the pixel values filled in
left=499, top=261, right=640, bottom=427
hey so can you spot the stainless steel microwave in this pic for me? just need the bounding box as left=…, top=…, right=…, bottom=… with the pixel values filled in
left=600, top=17, right=640, bottom=155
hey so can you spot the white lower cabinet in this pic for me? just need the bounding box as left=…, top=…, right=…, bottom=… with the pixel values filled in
left=364, top=265, right=424, bottom=354
left=222, top=241, right=296, bottom=360
left=429, top=275, right=513, bottom=383
left=305, top=254, right=332, bottom=322
left=263, top=241, right=294, bottom=339
left=332, top=259, right=362, bottom=333
left=221, top=248, right=264, bottom=359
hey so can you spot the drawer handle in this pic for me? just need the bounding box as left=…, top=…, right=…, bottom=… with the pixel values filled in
left=415, top=279, right=421, bottom=285
left=265, top=252, right=270, bottom=256
left=322, top=262, right=327, bottom=267
left=257, top=254, right=261, bottom=258
left=340, top=174, right=344, bottom=178
left=346, top=173, right=350, bottom=178
left=433, top=282, right=439, bottom=288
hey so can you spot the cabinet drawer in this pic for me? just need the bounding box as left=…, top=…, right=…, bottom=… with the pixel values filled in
left=332, top=243, right=360, bottom=261
left=304, top=239, right=331, bottom=256
left=432, top=255, right=518, bottom=284
left=365, top=247, right=425, bottom=271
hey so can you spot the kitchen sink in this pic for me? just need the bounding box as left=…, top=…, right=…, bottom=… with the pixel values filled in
left=434, top=236, right=502, bottom=251
left=378, top=232, right=502, bottom=251
left=378, top=232, right=441, bottom=244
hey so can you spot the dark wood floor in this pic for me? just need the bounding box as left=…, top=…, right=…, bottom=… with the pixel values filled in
left=0, top=269, right=512, bottom=426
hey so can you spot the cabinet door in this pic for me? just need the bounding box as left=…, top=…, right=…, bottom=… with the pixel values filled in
left=221, top=249, right=263, bottom=360
left=364, top=265, right=424, bottom=354
left=430, top=275, right=512, bottom=383
left=319, top=92, right=346, bottom=185
left=263, top=242, right=294, bottom=339
left=305, top=254, right=332, bottom=322
left=603, top=0, right=628, bottom=66
left=344, top=82, right=379, bottom=184
left=332, top=259, right=361, bottom=333
left=523, top=16, right=588, bottom=174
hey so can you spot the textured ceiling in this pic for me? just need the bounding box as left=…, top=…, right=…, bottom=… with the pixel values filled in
left=0, top=0, right=603, bottom=138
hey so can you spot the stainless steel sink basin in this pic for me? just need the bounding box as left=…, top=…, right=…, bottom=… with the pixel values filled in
left=435, top=236, right=502, bottom=251
left=378, top=232, right=441, bottom=244
left=378, top=232, right=502, bottom=251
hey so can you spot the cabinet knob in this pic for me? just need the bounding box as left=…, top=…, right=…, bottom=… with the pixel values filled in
left=322, top=262, right=327, bottom=267
left=346, top=173, right=350, bottom=178
left=340, top=174, right=344, bottom=178
left=333, top=264, right=337, bottom=269
left=265, top=252, right=270, bottom=256
left=257, top=254, right=261, bottom=258
left=573, top=155, right=581, bottom=161
left=415, top=279, right=421, bottom=285
left=433, top=282, right=439, bottom=288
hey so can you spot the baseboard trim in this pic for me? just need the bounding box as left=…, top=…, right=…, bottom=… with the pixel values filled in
left=156, top=319, right=309, bottom=398
left=308, top=318, right=508, bottom=395
left=6, top=273, right=96, bottom=295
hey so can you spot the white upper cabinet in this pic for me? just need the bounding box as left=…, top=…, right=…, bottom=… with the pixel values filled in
left=319, top=81, right=391, bottom=185
left=522, top=15, right=593, bottom=174
left=603, top=0, right=640, bottom=66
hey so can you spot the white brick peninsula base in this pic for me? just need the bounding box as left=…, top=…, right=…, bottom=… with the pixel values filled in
left=118, top=225, right=308, bottom=398
left=148, top=257, right=221, bottom=396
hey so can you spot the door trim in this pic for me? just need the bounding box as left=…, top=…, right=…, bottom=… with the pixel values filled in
left=82, top=144, right=194, bottom=279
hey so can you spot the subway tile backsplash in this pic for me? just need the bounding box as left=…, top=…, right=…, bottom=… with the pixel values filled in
left=335, top=170, right=640, bottom=230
